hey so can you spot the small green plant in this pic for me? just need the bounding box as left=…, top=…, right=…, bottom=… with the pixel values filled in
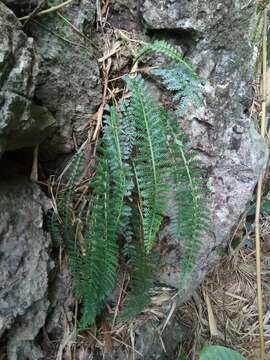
left=49, top=40, right=208, bottom=329
left=199, top=345, right=247, bottom=360
left=178, top=345, right=247, bottom=360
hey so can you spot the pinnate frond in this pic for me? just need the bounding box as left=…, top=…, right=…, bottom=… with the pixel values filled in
left=152, top=64, right=204, bottom=115
left=125, top=75, right=169, bottom=253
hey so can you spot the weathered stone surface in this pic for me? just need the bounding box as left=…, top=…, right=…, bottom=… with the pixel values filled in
left=7, top=299, right=49, bottom=360
left=1, top=0, right=40, bottom=16
left=140, top=0, right=268, bottom=295
left=103, top=317, right=189, bottom=360
left=30, top=0, right=102, bottom=158
left=0, top=2, right=55, bottom=156
left=0, top=177, right=51, bottom=357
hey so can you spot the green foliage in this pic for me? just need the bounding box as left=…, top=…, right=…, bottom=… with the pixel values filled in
left=160, top=110, right=208, bottom=288
left=120, top=245, right=157, bottom=319
left=199, top=345, right=247, bottom=360
left=126, top=75, right=169, bottom=254
left=256, top=0, right=270, bottom=14
left=247, top=198, right=270, bottom=216
left=179, top=345, right=247, bottom=360
left=135, top=40, right=194, bottom=73
left=151, top=64, right=204, bottom=115
left=50, top=40, right=208, bottom=328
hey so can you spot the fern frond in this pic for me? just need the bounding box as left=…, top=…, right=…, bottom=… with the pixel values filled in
left=46, top=210, right=62, bottom=244
left=78, top=157, right=119, bottom=329
left=59, top=149, right=85, bottom=229
left=77, top=105, right=136, bottom=329
left=160, top=109, right=208, bottom=288
left=152, top=64, right=204, bottom=115
left=118, top=98, right=136, bottom=162
left=135, top=40, right=194, bottom=73
left=120, top=245, right=157, bottom=319
left=125, top=75, right=169, bottom=253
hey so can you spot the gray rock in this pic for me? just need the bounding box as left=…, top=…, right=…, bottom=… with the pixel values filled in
left=140, top=0, right=268, bottom=295
left=104, top=317, right=189, bottom=360
left=30, top=0, right=102, bottom=158
left=0, top=3, right=55, bottom=156
left=0, top=177, right=51, bottom=357
left=141, top=0, right=253, bottom=36
left=7, top=299, right=49, bottom=360
left=1, top=0, right=39, bottom=13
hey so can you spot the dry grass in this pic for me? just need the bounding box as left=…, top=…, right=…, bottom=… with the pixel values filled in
left=178, top=215, right=270, bottom=359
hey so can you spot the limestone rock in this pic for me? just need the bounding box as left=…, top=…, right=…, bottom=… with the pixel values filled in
left=7, top=299, right=49, bottom=360
left=30, top=0, right=102, bottom=158
left=0, top=2, right=55, bottom=156
left=1, top=0, right=40, bottom=17
left=140, top=0, right=268, bottom=295
left=0, top=177, right=51, bottom=357
left=104, top=317, right=189, bottom=360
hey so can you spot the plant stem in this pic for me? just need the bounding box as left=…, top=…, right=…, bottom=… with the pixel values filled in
left=19, top=0, right=75, bottom=21
left=255, top=7, right=268, bottom=360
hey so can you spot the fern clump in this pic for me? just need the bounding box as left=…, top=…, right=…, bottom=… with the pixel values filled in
left=49, top=40, right=208, bottom=329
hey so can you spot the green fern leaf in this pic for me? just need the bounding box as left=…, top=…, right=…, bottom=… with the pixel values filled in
left=46, top=210, right=63, bottom=246
left=77, top=105, right=134, bottom=329
left=120, top=245, right=157, bottom=319
left=152, top=64, right=204, bottom=115
left=135, top=40, right=194, bottom=73
left=125, top=75, right=169, bottom=253
left=160, top=109, right=208, bottom=288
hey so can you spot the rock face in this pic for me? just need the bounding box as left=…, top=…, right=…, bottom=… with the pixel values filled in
left=0, top=0, right=268, bottom=359
left=1, top=0, right=39, bottom=16
left=30, top=0, right=102, bottom=158
left=0, top=177, right=50, bottom=359
left=0, top=3, right=55, bottom=156
left=139, top=0, right=268, bottom=296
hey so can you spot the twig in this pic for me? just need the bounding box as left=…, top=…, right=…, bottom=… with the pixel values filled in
left=19, top=0, right=75, bottom=21
left=22, top=0, right=46, bottom=27
left=111, top=336, right=142, bottom=357
left=112, top=272, right=128, bottom=327
left=255, top=7, right=268, bottom=360
left=31, top=19, right=90, bottom=51
left=92, top=58, right=111, bottom=140
left=108, top=65, right=159, bottom=83
left=56, top=12, right=98, bottom=49
left=30, top=144, right=39, bottom=182
left=98, top=41, right=122, bottom=62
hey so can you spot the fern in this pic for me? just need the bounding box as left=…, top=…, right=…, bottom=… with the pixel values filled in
left=49, top=40, right=209, bottom=327
left=79, top=157, right=119, bottom=329
left=135, top=40, right=194, bottom=72
left=46, top=210, right=63, bottom=246
left=152, top=64, right=204, bottom=115
left=78, top=106, right=136, bottom=329
left=120, top=245, right=157, bottom=319
left=125, top=75, right=169, bottom=254
left=160, top=109, right=208, bottom=288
